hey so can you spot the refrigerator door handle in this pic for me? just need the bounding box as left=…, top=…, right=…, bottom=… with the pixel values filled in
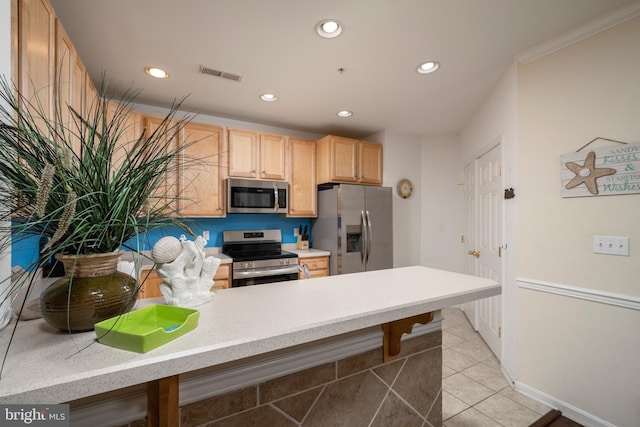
left=365, top=210, right=372, bottom=265
left=360, top=210, right=368, bottom=264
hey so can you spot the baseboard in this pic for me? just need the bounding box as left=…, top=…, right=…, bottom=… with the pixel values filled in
left=514, top=381, right=617, bottom=427
left=516, top=278, right=640, bottom=311
left=71, top=317, right=442, bottom=426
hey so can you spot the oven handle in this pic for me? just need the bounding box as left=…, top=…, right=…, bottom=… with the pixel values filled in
left=233, top=265, right=299, bottom=279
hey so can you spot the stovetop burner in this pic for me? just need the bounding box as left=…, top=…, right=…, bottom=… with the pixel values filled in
left=222, top=229, right=297, bottom=262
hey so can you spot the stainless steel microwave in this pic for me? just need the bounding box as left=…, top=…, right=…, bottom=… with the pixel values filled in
left=226, top=178, right=289, bottom=214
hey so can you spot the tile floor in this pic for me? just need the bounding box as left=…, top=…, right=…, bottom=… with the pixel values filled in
left=441, top=307, right=551, bottom=427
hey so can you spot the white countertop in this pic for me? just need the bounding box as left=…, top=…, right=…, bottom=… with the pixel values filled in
left=0, top=266, right=499, bottom=403
left=284, top=247, right=331, bottom=258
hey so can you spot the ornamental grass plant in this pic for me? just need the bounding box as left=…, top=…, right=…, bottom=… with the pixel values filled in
left=0, top=75, right=195, bottom=318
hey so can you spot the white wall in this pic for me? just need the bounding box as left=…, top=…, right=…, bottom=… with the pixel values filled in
left=459, top=63, right=518, bottom=378
left=420, top=134, right=462, bottom=272
left=1, top=0, right=13, bottom=327
left=367, top=130, right=422, bottom=267
left=516, top=16, right=640, bottom=427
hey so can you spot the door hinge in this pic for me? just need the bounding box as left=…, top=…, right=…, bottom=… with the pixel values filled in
left=461, top=235, right=464, bottom=243
left=498, top=166, right=502, bottom=177
left=499, top=327, right=502, bottom=338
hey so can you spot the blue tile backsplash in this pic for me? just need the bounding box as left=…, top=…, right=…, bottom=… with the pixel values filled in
left=12, top=214, right=313, bottom=270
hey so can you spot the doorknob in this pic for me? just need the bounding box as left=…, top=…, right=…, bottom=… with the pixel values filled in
left=467, top=250, right=480, bottom=258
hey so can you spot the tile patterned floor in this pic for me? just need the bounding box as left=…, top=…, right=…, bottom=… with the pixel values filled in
left=442, top=307, right=551, bottom=427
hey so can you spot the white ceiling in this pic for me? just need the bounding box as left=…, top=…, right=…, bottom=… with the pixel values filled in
left=51, top=0, right=636, bottom=139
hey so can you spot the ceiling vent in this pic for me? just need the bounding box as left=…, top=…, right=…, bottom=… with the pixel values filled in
left=200, top=66, right=243, bottom=82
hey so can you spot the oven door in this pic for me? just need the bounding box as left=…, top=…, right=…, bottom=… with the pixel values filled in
left=232, top=264, right=299, bottom=287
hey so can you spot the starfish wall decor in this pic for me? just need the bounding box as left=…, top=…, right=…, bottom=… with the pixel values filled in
left=564, top=151, right=616, bottom=195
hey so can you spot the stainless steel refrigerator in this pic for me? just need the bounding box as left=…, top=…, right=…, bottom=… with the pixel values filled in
left=312, top=184, right=393, bottom=275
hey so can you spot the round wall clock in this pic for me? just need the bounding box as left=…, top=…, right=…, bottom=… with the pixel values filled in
left=397, top=178, right=414, bottom=199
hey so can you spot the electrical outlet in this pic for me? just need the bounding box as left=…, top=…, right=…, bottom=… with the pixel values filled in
left=202, top=230, right=210, bottom=241
left=294, top=228, right=299, bottom=237
left=593, top=235, right=629, bottom=256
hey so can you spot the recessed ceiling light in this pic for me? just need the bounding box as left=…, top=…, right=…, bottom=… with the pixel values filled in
left=337, top=110, right=352, bottom=118
left=260, top=93, right=278, bottom=102
left=144, top=67, right=169, bottom=79
left=416, top=61, right=440, bottom=74
left=316, top=19, right=343, bottom=39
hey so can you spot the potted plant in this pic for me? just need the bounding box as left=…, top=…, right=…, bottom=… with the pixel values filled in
left=0, top=76, right=195, bottom=333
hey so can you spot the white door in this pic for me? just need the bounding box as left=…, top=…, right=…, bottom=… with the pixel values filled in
left=461, top=162, right=477, bottom=326
left=462, top=144, right=503, bottom=358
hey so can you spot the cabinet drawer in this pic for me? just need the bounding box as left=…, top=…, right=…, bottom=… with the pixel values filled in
left=300, top=257, right=329, bottom=271
left=298, top=256, right=329, bottom=279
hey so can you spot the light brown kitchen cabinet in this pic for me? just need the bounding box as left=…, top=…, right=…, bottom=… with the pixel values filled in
left=316, top=135, right=383, bottom=185
left=145, top=116, right=180, bottom=216
left=287, top=137, right=317, bottom=217
left=299, top=256, right=329, bottom=279
left=179, top=123, right=227, bottom=217
left=228, top=128, right=286, bottom=180
left=358, top=140, right=384, bottom=185
left=55, top=20, right=86, bottom=154
left=108, top=101, right=143, bottom=174
left=143, top=119, right=228, bottom=218
left=19, top=0, right=56, bottom=125
left=138, top=263, right=231, bottom=299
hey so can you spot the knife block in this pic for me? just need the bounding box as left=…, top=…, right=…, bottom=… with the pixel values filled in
left=296, top=235, right=309, bottom=250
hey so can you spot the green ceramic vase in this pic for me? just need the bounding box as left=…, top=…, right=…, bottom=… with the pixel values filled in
left=39, top=252, right=137, bottom=332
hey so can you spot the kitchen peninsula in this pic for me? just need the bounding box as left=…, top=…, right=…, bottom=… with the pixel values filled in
left=0, top=266, right=499, bottom=426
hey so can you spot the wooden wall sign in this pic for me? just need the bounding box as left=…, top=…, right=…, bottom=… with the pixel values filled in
left=560, top=141, right=640, bottom=198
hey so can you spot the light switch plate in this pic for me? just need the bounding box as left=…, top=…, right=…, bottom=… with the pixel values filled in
left=593, top=235, right=629, bottom=256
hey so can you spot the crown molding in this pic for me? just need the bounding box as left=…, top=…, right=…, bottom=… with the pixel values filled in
left=517, top=1, right=640, bottom=64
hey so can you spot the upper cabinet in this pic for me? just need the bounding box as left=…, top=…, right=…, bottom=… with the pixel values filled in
left=228, top=128, right=286, bottom=180
left=287, top=137, right=317, bottom=217
left=144, top=116, right=180, bottom=216
left=316, top=135, right=383, bottom=186
left=143, top=118, right=229, bottom=218
left=358, top=140, right=384, bottom=185
left=179, top=123, right=227, bottom=217
left=19, top=0, right=56, bottom=124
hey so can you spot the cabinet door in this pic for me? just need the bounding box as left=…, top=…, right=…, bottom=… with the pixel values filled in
left=212, top=264, right=231, bottom=290
left=55, top=21, right=80, bottom=153
left=260, top=133, right=286, bottom=180
left=287, top=137, right=317, bottom=217
left=358, top=141, right=383, bottom=185
left=179, top=123, right=226, bottom=217
left=109, top=102, right=142, bottom=175
left=19, top=0, right=56, bottom=127
left=145, top=116, right=179, bottom=216
left=138, top=269, right=164, bottom=299
left=228, top=128, right=259, bottom=178
left=332, top=136, right=359, bottom=182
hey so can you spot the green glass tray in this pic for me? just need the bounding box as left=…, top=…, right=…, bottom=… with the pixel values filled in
left=94, top=304, right=200, bottom=353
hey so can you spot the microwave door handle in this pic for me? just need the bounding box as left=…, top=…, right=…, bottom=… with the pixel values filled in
left=273, top=183, right=279, bottom=212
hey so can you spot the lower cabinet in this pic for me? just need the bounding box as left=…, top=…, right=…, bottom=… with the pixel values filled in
left=298, top=256, right=329, bottom=279
left=138, top=263, right=231, bottom=299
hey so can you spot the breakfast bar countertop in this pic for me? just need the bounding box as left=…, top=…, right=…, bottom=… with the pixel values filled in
left=0, top=266, right=500, bottom=404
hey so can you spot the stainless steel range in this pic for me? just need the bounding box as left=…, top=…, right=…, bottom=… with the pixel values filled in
left=222, top=229, right=299, bottom=287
